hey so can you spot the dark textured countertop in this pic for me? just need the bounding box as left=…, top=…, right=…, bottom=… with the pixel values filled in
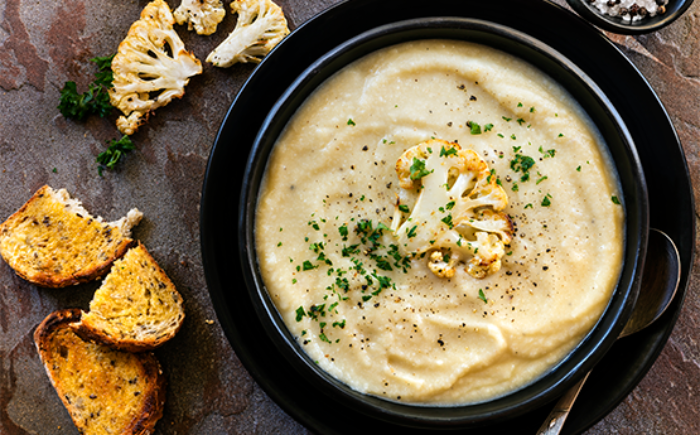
left=0, top=1, right=697, bottom=434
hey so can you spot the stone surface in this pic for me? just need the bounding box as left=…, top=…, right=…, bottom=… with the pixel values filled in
left=0, top=0, right=697, bottom=434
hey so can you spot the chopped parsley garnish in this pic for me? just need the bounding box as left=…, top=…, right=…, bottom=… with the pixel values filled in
left=542, top=194, right=552, bottom=207
left=347, top=118, right=356, bottom=126
left=468, top=121, right=482, bottom=135
left=576, top=165, right=582, bottom=172
left=409, top=158, right=433, bottom=180
left=307, top=220, right=321, bottom=230
left=611, top=196, right=621, bottom=205
left=440, top=146, right=458, bottom=157
left=302, top=260, right=317, bottom=271
left=441, top=214, right=454, bottom=229
left=309, top=241, right=325, bottom=253
left=339, top=224, right=349, bottom=240
left=484, top=123, right=494, bottom=132
left=502, top=116, right=512, bottom=122
left=510, top=153, right=535, bottom=182
left=478, top=289, right=488, bottom=303
left=539, top=146, right=556, bottom=158
left=406, top=225, right=418, bottom=238
left=342, top=244, right=360, bottom=257
left=295, top=306, right=306, bottom=322
left=445, top=201, right=455, bottom=210
left=486, top=168, right=496, bottom=184
left=399, top=204, right=410, bottom=213
left=372, top=272, right=394, bottom=290
left=308, top=304, right=326, bottom=320
left=536, top=175, right=548, bottom=185
left=335, top=277, right=350, bottom=292
left=374, top=256, right=393, bottom=271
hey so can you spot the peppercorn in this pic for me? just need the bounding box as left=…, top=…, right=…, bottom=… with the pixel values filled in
left=607, top=0, right=615, bottom=7
left=657, top=5, right=666, bottom=14
left=639, top=7, right=648, bottom=16
left=629, top=4, right=640, bottom=16
left=619, top=7, right=628, bottom=15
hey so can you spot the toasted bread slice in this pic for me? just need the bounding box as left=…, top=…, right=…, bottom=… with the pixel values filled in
left=34, top=309, right=166, bottom=435
left=72, top=242, right=185, bottom=352
left=0, top=185, right=143, bottom=288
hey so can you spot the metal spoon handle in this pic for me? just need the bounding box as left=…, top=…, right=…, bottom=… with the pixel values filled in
left=535, top=373, right=589, bottom=435
left=535, top=229, right=680, bottom=435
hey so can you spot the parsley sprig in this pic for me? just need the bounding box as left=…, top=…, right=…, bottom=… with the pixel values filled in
left=97, top=135, right=135, bottom=176
left=58, top=54, right=115, bottom=120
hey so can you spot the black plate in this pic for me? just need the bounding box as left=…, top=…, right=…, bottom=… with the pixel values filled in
left=200, top=1, right=695, bottom=433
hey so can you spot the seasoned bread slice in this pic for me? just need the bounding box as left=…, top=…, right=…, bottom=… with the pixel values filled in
left=34, top=309, right=166, bottom=435
left=72, top=242, right=185, bottom=352
left=0, top=185, right=143, bottom=288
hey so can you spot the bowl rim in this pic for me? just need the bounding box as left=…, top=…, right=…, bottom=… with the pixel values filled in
left=237, top=16, right=649, bottom=428
left=565, top=0, right=695, bottom=35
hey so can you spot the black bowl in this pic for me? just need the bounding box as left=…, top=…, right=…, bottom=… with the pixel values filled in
left=566, top=0, right=694, bottom=34
left=234, top=18, right=649, bottom=429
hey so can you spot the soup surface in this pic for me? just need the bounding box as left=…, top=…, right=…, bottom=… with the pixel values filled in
left=255, top=40, right=624, bottom=404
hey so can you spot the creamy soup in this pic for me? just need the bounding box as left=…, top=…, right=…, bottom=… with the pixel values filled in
left=255, top=40, right=624, bottom=405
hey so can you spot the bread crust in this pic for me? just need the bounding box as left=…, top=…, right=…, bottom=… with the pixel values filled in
left=0, top=185, right=141, bottom=288
left=73, top=317, right=183, bottom=353
left=34, top=309, right=166, bottom=435
left=72, top=242, right=185, bottom=352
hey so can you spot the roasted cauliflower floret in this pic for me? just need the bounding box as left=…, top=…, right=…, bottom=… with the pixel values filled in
left=109, top=0, right=203, bottom=135
left=206, top=0, right=290, bottom=67
left=428, top=250, right=457, bottom=279
left=464, top=232, right=507, bottom=278
left=174, top=0, right=226, bottom=35
left=391, top=139, right=513, bottom=279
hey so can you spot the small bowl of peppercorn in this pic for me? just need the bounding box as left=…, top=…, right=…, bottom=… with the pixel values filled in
left=566, top=0, right=694, bottom=34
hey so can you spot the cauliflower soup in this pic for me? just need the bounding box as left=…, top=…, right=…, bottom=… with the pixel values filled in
left=255, top=40, right=624, bottom=405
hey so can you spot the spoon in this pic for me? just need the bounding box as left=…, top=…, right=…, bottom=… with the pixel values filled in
left=536, top=228, right=681, bottom=435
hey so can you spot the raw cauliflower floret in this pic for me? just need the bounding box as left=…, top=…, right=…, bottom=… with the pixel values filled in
left=391, top=139, right=514, bottom=279
left=206, top=0, right=290, bottom=67
left=109, top=0, right=203, bottom=135
left=174, top=0, right=226, bottom=35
